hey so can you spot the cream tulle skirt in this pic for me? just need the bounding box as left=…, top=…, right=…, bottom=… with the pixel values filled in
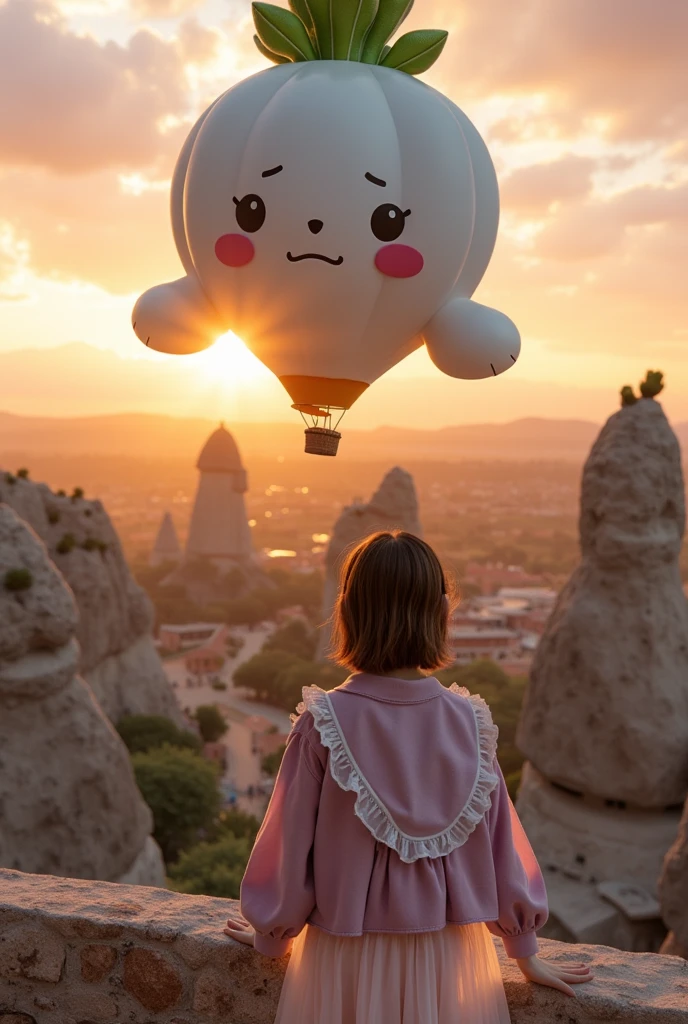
left=274, top=922, right=511, bottom=1024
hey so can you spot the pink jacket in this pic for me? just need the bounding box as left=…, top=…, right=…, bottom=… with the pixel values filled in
left=240, top=673, right=548, bottom=959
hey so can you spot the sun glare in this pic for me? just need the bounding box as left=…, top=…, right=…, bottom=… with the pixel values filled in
left=192, top=332, right=271, bottom=384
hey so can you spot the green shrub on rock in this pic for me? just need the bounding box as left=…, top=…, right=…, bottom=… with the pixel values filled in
left=56, top=533, right=76, bottom=555
left=4, top=568, right=33, bottom=592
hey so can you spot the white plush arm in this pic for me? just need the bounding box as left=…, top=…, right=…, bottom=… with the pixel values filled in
left=422, top=297, right=521, bottom=379
left=132, top=274, right=224, bottom=355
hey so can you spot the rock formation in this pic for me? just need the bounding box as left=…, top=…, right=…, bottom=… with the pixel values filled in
left=150, top=511, right=182, bottom=567
left=0, top=473, right=182, bottom=726
left=658, top=797, right=688, bottom=959
left=0, top=504, right=165, bottom=885
left=163, top=423, right=268, bottom=604
left=515, top=398, right=688, bottom=950
left=185, top=423, right=253, bottom=568
left=317, top=467, right=422, bottom=656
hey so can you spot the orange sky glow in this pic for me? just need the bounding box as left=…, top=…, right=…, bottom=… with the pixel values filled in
left=0, top=0, right=686, bottom=428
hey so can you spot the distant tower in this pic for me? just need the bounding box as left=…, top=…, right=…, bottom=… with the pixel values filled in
left=150, top=511, right=182, bottom=567
left=185, top=423, right=253, bottom=569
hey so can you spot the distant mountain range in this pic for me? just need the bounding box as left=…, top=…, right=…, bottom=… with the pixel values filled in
left=3, top=408, right=683, bottom=463
left=2, top=341, right=676, bottom=431
left=1, top=343, right=685, bottom=462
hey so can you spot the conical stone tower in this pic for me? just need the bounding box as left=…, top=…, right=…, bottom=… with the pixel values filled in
left=317, top=467, right=422, bottom=657
left=185, top=423, right=253, bottom=568
left=515, top=397, right=688, bottom=951
left=150, top=511, right=182, bottom=567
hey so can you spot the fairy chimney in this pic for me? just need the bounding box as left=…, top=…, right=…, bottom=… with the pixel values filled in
left=151, top=510, right=182, bottom=566
left=518, top=398, right=688, bottom=806
left=0, top=504, right=165, bottom=885
left=185, top=423, right=253, bottom=568
left=515, top=397, right=688, bottom=951
left=317, top=467, right=422, bottom=656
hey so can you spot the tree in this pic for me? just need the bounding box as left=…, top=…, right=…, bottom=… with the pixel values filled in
left=234, top=650, right=301, bottom=704
left=132, top=745, right=220, bottom=863
left=117, top=715, right=201, bottom=755
left=210, top=808, right=260, bottom=844
left=16, top=468, right=29, bottom=480
left=167, top=834, right=252, bottom=898
left=263, top=618, right=317, bottom=660
left=261, top=745, right=286, bottom=777
left=436, top=660, right=527, bottom=786
left=234, top=650, right=347, bottom=712
left=437, top=659, right=511, bottom=694
left=194, top=704, right=228, bottom=743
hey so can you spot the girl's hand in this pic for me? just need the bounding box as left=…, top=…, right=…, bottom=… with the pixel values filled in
left=516, top=955, right=594, bottom=997
left=223, top=911, right=255, bottom=947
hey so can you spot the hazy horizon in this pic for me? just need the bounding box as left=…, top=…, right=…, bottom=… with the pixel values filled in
left=3, top=341, right=688, bottom=428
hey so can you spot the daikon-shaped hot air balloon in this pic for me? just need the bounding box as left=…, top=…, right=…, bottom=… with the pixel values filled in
left=132, top=0, right=520, bottom=455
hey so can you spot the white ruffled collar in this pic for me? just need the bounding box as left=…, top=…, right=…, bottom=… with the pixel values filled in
left=293, top=683, right=499, bottom=864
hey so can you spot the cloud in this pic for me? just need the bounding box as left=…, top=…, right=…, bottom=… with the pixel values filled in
left=535, top=182, right=688, bottom=262
left=500, top=156, right=596, bottom=214
left=176, top=16, right=222, bottom=63
left=436, top=0, right=688, bottom=144
left=0, top=0, right=189, bottom=173
left=130, top=0, right=202, bottom=14
left=0, top=168, right=183, bottom=294
left=0, top=223, right=31, bottom=301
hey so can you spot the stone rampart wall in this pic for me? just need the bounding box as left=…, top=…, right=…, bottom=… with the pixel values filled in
left=1, top=870, right=686, bottom=1023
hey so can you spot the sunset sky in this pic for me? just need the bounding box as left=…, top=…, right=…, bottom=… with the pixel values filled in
left=0, top=0, right=686, bottom=427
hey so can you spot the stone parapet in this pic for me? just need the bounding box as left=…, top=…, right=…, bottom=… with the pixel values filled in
left=1, top=869, right=687, bottom=1023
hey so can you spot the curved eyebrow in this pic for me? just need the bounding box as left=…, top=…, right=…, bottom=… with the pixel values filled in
left=262, top=165, right=283, bottom=178
left=365, top=172, right=386, bottom=187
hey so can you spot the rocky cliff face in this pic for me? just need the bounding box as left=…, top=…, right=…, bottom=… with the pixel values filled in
left=0, top=504, right=165, bottom=884
left=0, top=474, right=182, bottom=725
left=516, top=399, right=688, bottom=807
left=318, top=467, right=422, bottom=656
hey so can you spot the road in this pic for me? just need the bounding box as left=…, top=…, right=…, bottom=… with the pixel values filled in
left=163, top=622, right=291, bottom=815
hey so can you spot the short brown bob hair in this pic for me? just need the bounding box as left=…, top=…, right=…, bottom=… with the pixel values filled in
left=330, top=531, right=456, bottom=675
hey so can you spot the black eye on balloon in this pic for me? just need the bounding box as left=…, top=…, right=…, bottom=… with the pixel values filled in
left=370, top=203, right=410, bottom=242
left=233, top=194, right=266, bottom=233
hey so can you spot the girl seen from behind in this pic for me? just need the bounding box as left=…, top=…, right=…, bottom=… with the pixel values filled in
left=225, top=531, right=593, bottom=1022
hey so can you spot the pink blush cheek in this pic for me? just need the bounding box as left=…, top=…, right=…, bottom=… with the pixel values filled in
left=375, top=244, right=424, bottom=279
left=215, top=234, right=255, bottom=267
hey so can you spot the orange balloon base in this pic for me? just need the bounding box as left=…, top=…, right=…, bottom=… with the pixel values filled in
left=279, top=375, right=369, bottom=410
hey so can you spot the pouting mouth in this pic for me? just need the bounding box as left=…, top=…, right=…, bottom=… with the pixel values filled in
left=287, top=252, right=344, bottom=265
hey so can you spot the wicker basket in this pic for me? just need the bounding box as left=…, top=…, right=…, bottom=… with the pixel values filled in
left=304, top=426, right=341, bottom=457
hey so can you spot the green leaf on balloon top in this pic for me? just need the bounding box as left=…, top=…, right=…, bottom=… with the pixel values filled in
left=332, top=0, right=380, bottom=61
left=380, top=28, right=448, bottom=74
left=253, top=33, right=291, bottom=63
left=361, top=0, right=412, bottom=64
left=253, top=2, right=317, bottom=62
left=251, top=0, right=449, bottom=75
left=288, top=0, right=315, bottom=36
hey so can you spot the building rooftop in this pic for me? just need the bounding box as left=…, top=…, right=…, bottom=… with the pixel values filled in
left=196, top=423, right=244, bottom=473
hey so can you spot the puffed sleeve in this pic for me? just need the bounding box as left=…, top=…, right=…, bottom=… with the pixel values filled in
left=240, top=713, right=325, bottom=957
left=484, top=759, right=549, bottom=958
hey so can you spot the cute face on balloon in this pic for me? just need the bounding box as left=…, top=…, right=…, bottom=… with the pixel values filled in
left=133, top=0, right=521, bottom=454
